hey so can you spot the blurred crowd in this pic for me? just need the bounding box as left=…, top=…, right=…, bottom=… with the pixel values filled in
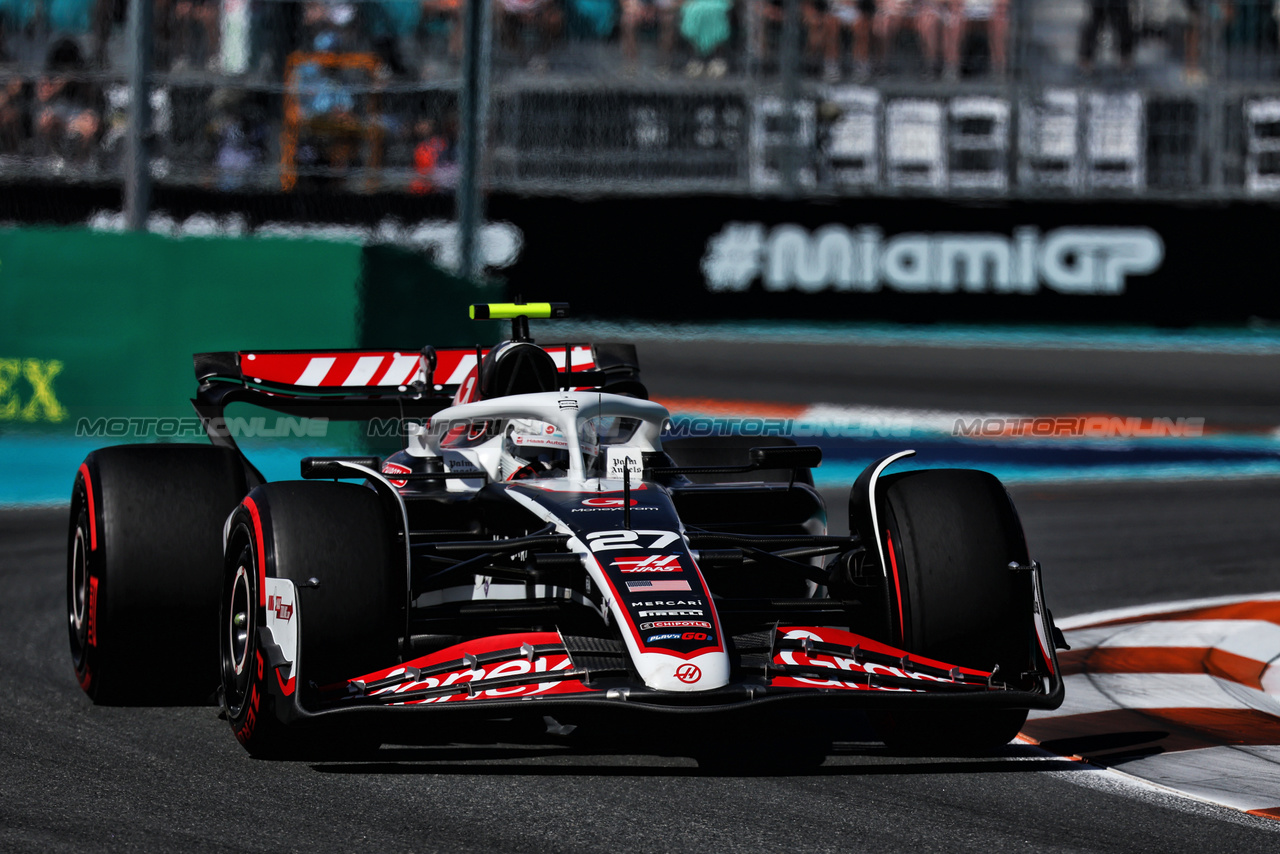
left=0, top=0, right=1278, bottom=185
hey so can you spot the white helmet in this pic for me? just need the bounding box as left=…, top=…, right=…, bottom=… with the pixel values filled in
left=499, top=419, right=571, bottom=480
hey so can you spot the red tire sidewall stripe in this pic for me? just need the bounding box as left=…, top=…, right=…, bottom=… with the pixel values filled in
left=78, top=463, right=97, bottom=551
left=886, top=528, right=905, bottom=645
left=242, top=496, right=267, bottom=607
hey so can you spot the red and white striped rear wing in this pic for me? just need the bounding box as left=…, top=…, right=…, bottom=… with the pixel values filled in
left=194, top=344, right=602, bottom=397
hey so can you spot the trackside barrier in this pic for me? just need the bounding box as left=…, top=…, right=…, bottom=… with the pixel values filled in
left=0, top=228, right=495, bottom=437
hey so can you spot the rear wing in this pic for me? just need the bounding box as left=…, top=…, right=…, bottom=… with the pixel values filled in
left=196, top=346, right=590, bottom=391
left=193, top=342, right=643, bottom=405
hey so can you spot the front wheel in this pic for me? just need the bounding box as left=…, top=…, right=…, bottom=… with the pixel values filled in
left=869, top=468, right=1035, bottom=753
left=220, top=481, right=398, bottom=757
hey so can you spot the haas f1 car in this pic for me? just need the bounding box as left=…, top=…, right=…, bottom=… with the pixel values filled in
left=68, top=303, right=1064, bottom=760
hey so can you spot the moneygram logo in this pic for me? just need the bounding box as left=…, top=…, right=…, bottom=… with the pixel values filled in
left=701, top=223, right=1163, bottom=295
left=582, top=497, right=637, bottom=507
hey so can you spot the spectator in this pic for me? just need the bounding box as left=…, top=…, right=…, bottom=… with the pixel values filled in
left=206, top=88, right=267, bottom=189
left=620, top=0, right=678, bottom=72
left=419, top=0, right=462, bottom=66
left=824, top=0, right=873, bottom=81
left=364, top=0, right=419, bottom=76
left=92, top=0, right=125, bottom=68
left=1222, top=0, right=1279, bottom=77
left=680, top=0, right=731, bottom=75
left=875, top=0, right=942, bottom=75
left=302, top=0, right=361, bottom=53
left=0, top=78, right=27, bottom=154
left=567, top=0, right=617, bottom=41
left=1183, top=0, right=1204, bottom=82
left=408, top=114, right=452, bottom=192
left=249, top=0, right=302, bottom=78
left=752, top=0, right=830, bottom=76
left=169, top=0, right=220, bottom=70
left=940, top=0, right=1007, bottom=79
left=495, top=0, right=563, bottom=70
left=0, top=0, right=27, bottom=63
left=46, top=0, right=96, bottom=35
left=97, top=82, right=128, bottom=165
left=1, top=0, right=98, bottom=61
left=1079, top=0, right=1134, bottom=73
left=30, top=38, right=102, bottom=165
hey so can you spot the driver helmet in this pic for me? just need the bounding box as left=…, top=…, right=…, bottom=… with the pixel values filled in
left=499, top=418, right=570, bottom=480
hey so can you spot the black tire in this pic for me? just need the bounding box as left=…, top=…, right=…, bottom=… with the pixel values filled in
left=870, top=468, right=1034, bottom=753
left=68, top=444, right=250, bottom=705
left=220, top=481, right=397, bottom=758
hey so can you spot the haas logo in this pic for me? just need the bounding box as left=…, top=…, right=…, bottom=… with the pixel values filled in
left=675, top=664, right=702, bottom=684
left=382, top=461, right=410, bottom=489
left=582, top=497, right=638, bottom=507
left=266, top=595, right=293, bottom=621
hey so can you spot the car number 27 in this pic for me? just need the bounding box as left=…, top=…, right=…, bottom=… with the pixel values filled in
left=586, top=530, right=681, bottom=553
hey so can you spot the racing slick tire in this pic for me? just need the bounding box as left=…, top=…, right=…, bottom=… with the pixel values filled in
left=68, top=444, right=251, bottom=705
left=870, top=469, right=1034, bottom=754
left=220, top=481, right=397, bottom=758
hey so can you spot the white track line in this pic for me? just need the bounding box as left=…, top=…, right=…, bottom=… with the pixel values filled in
left=1055, top=592, right=1280, bottom=631
left=1064, top=620, right=1280, bottom=659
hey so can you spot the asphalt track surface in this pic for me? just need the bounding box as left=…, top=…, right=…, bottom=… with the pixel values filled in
left=5, top=339, right=1280, bottom=852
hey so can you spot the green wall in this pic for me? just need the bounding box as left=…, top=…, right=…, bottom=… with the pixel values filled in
left=357, top=244, right=504, bottom=348
left=0, top=227, right=363, bottom=433
left=0, top=227, right=512, bottom=440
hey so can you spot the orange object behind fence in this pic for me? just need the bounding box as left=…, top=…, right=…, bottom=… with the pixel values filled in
left=280, top=51, right=383, bottom=191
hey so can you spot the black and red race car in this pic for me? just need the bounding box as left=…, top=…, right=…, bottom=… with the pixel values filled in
left=68, top=303, right=1065, bottom=762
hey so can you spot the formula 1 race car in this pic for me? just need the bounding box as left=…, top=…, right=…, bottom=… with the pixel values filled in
left=67, top=303, right=1065, bottom=762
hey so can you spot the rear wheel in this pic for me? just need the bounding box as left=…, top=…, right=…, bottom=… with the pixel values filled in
left=68, top=445, right=250, bottom=705
left=870, top=469, right=1034, bottom=753
left=220, top=481, right=397, bottom=758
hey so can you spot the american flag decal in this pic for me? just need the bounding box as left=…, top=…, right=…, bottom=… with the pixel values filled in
left=625, top=579, right=692, bottom=592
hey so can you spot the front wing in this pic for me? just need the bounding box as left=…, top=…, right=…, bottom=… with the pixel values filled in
left=252, top=623, right=1064, bottom=737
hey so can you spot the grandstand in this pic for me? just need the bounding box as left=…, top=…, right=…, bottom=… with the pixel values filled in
left=0, top=0, right=1278, bottom=199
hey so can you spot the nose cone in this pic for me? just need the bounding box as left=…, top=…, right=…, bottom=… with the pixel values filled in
left=634, top=649, right=730, bottom=692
